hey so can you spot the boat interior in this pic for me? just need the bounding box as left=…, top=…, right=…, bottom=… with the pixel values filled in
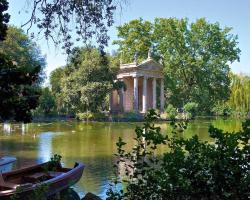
left=0, top=164, right=71, bottom=191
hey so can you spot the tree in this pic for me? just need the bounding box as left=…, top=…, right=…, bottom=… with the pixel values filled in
left=50, top=67, right=65, bottom=114
left=0, top=26, right=46, bottom=81
left=114, top=18, right=240, bottom=112
left=52, top=47, right=116, bottom=113
left=21, top=0, right=126, bottom=53
left=113, top=18, right=153, bottom=63
left=228, top=74, right=250, bottom=115
left=0, top=0, right=9, bottom=41
left=183, top=102, right=199, bottom=119
left=37, top=87, right=56, bottom=115
left=0, top=26, right=45, bottom=122
left=50, top=67, right=64, bottom=95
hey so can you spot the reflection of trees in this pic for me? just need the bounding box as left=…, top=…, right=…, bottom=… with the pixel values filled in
left=38, top=132, right=63, bottom=163
left=212, top=118, right=242, bottom=132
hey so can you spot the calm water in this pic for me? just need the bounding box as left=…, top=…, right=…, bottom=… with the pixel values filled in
left=0, top=117, right=243, bottom=199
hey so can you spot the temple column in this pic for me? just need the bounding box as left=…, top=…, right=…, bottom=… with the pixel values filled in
left=118, top=89, right=124, bottom=112
left=160, top=78, right=165, bottom=112
left=133, top=76, right=139, bottom=112
left=152, top=78, right=157, bottom=109
left=142, top=76, right=148, bottom=113
left=109, top=92, right=113, bottom=112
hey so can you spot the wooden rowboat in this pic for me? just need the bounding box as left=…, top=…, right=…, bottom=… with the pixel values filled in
left=0, top=161, right=84, bottom=199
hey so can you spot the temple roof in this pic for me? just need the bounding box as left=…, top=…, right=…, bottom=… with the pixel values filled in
left=120, top=58, right=163, bottom=71
left=118, top=58, right=163, bottom=79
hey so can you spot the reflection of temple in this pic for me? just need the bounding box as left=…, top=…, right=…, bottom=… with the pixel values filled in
left=110, top=52, right=165, bottom=113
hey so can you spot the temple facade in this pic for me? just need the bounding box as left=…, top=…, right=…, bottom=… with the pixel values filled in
left=110, top=54, right=165, bottom=113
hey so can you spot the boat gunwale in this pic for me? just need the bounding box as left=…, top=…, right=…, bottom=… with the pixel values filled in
left=0, top=162, right=85, bottom=196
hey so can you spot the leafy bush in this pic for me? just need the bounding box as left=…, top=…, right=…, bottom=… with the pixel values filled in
left=76, top=112, right=94, bottom=121
left=107, top=110, right=250, bottom=199
left=165, top=104, right=177, bottom=120
left=76, top=112, right=107, bottom=121
left=212, top=103, right=233, bottom=116
left=183, top=102, right=199, bottom=118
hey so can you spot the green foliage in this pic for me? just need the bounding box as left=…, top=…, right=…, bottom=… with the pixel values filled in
left=50, top=68, right=64, bottom=94
left=0, top=26, right=45, bottom=122
left=76, top=112, right=107, bottom=121
left=228, top=74, right=250, bottom=115
left=50, top=68, right=66, bottom=115
left=107, top=109, right=167, bottom=199
left=22, top=0, right=122, bottom=53
left=47, top=154, right=62, bottom=172
left=183, top=102, right=199, bottom=118
left=76, top=112, right=94, bottom=121
left=50, top=47, right=116, bottom=114
left=50, top=154, right=62, bottom=166
left=212, top=102, right=232, bottom=116
left=107, top=110, right=250, bottom=199
left=0, top=26, right=46, bottom=81
left=29, top=183, right=49, bottom=200
left=0, top=0, right=10, bottom=41
left=165, top=104, right=177, bottom=120
left=10, top=186, right=24, bottom=200
left=11, top=184, right=49, bottom=200
left=36, top=87, right=56, bottom=115
left=113, top=18, right=153, bottom=63
left=80, top=82, right=112, bottom=112
left=115, top=18, right=240, bottom=113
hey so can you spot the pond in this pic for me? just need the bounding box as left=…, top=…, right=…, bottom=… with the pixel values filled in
left=0, top=117, right=243, bottom=199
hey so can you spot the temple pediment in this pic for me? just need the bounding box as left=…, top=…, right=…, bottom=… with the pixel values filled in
left=137, top=58, right=163, bottom=71
left=118, top=58, right=163, bottom=78
left=120, top=58, right=162, bottom=71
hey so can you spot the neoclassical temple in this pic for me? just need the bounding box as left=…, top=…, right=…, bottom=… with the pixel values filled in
left=110, top=53, right=165, bottom=113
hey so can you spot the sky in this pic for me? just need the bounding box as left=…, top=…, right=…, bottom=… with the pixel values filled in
left=8, top=0, right=250, bottom=83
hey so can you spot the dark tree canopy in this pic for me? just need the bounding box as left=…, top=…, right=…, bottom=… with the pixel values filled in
left=23, top=0, right=125, bottom=53
left=0, top=26, right=46, bottom=122
left=0, top=0, right=9, bottom=41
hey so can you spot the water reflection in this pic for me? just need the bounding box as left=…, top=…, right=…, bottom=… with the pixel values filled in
left=3, top=123, right=11, bottom=134
left=0, top=118, right=243, bottom=199
left=38, top=132, right=63, bottom=163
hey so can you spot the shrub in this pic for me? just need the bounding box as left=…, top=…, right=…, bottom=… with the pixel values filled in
left=76, top=112, right=107, bottom=121
left=212, top=103, right=233, bottom=116
left=183, top=102, right=199, bottom=119
left=76, top=112, right=94, bottom=121
left=107, top=110, right=250, bottom=199
left=165, top=104, right=177, bottom=120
